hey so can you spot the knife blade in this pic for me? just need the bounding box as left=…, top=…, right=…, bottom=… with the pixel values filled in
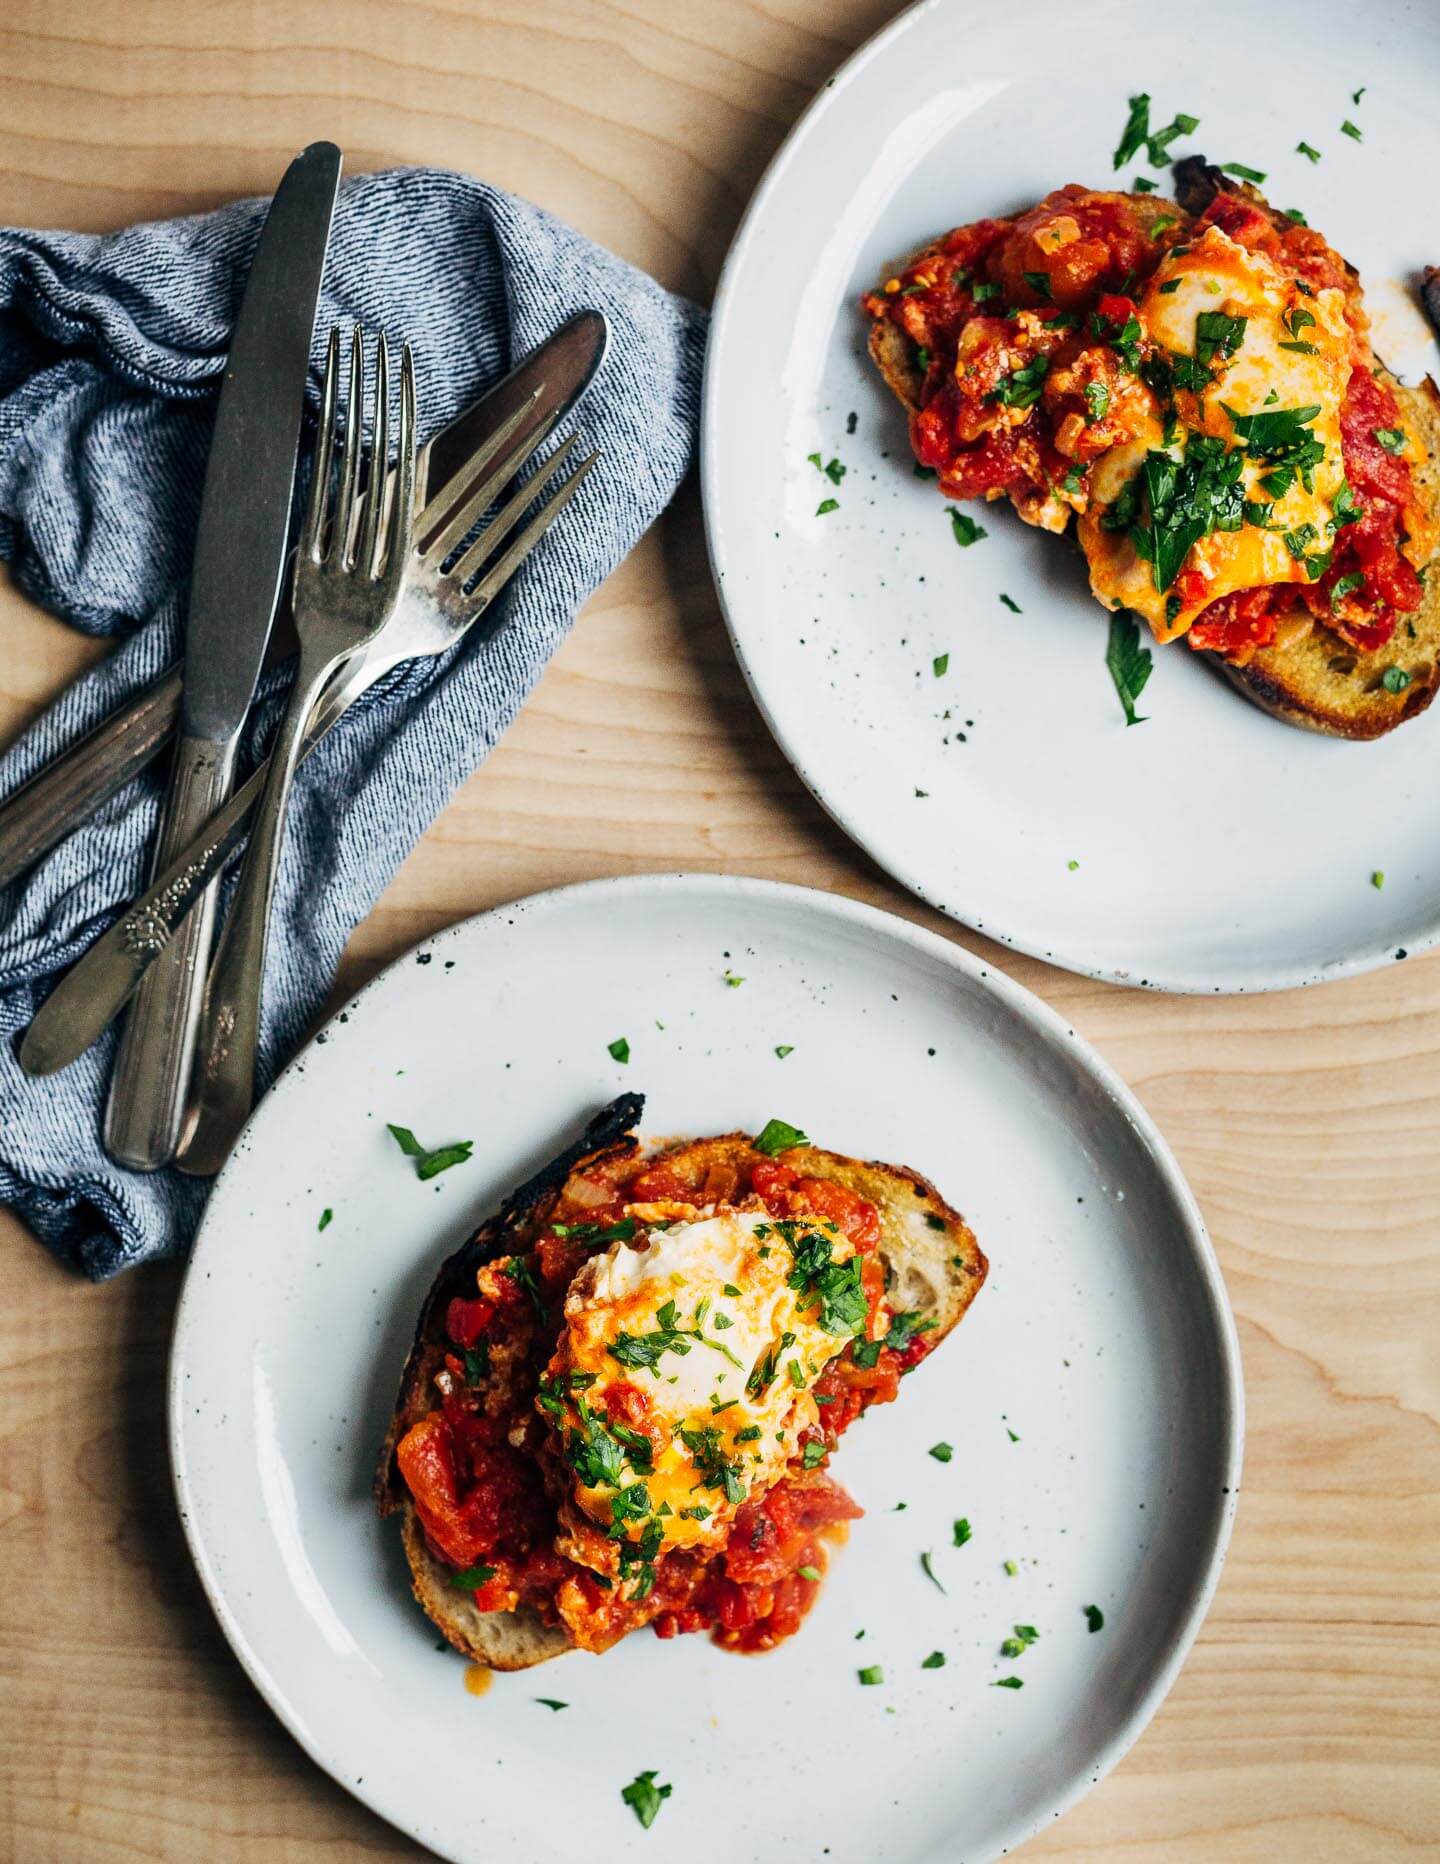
left=103, top=140, right=341, bottom=1172
left=0, top=310, right=609, bottom=892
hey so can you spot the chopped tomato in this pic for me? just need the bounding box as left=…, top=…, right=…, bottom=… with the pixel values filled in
left=1188, top=586, right=1281, bottom=658
left=445, top=1295, right=494, bottom=1349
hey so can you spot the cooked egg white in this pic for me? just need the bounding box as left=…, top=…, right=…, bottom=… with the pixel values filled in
left=548, top=1208, right=859, bottom=1553
left=1080, top=225, right=1352, bottom=641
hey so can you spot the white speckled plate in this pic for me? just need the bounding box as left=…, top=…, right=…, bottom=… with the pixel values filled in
left=170, top=875, right=1241, bottom=1863
left=703, top=0, right=1440, bottom=992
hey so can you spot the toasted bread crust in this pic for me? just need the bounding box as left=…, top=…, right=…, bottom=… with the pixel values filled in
left=379, top=1099, right=984, bottom=1671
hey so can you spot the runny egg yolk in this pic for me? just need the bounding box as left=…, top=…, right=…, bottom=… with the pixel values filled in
left=542, top=1207, right=864, bottom=1553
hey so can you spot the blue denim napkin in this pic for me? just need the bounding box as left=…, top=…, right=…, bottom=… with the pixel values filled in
left=0, top=168, right=706, bottom=1277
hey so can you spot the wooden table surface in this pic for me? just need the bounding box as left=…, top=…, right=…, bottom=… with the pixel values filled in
left=1, top=3, right=1437, bottom=1858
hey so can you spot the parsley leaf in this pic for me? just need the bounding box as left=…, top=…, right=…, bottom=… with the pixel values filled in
left=993, top=1676, right=1025, bottom=1689
left=1113, top=92, right=1152, bottom=169
left=317, top=1207, right=333, bottom=1231
left=947, top=507, right=988, bottom=547
left=1297, top=140, right=1322, bottom=162
left=1085, top=381, right=1111, bottom=424
left=921, top=1550, right=946, bottom=1593
left=621, top=1771, right=672, bottom=1829
left=535, top=1697, right=568, bottom=1710
left=816, top=498, right=839, bottom=516
left=386, top=1123, right=474, bottom=1181
left=933, top=653, right=949, bottom=677
left=1084, top=1604, right=1105, bottom=1633
left=1340, top=119, right=1362, bottom=142
left=988, top=352, right=1050, bottom=409
left=1146, top=110, right=1200, bottom=167
left=1105, top=610, right=1153, bottom=727
left=753, top=1117, right=809, bottom=1156
left=929, top=1442, right=953, bottom=1463
left=922, top=1650, right=946, bottom=1669
left=1221, top=160, right=1267, bottom=182
left=607, top=1036, right=630, bottom=1064
left=1373, top=426, right=1407, bottom=455
left=954, top=1517, right=973, bottom=1546
left=858, top=1665, right=885, bottom=1686
left=451, top=1563, right=497, bottom=1589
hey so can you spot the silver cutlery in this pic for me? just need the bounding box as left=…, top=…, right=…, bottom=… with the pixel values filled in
left=104, top=140, right=342, bottom=1173
left=0, top=312, right=608, bottom=894
left=179, top=327, right=418, bottom=1172
left=18, top=369, right=600, bottom=1097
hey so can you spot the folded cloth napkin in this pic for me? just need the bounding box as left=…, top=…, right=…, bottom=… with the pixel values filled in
left=0, top=168, right=706, bottom=1279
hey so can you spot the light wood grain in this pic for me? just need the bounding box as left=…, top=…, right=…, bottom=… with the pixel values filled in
left=1, top=3, right=1437, bottom=1859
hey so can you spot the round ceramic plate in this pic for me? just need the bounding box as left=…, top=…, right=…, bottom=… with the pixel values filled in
left=703, top=0, right=1440, bottom=992
left=170, top=875, right=1241, bottom=1863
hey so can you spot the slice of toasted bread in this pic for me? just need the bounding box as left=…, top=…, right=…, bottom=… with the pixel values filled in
left=1216, top=375, right=1440, bottom=738
left=866, top=178, right=1440, bottom=739
left=378, top=1097, right=985, bottom=1671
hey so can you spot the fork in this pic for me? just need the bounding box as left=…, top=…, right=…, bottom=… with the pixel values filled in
left=17, top=367, right=599, bottom=1100
left=177, top=326, right=418, bottom=1173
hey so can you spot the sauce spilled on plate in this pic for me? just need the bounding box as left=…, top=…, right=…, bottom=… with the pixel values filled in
left=463, top=1664, right=493, bottom=1698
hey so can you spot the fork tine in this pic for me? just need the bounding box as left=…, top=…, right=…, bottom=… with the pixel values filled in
left=301, top=328, right=340, bottom=562
left=330, top=326, right=365, bottom=566
left=452, top=451, right=598, bottom=610
left=384, top=343, right=419, bottom=584
left=416, top=394, right=554, bottom=565
left=446, top=433, right=581, bottom=589
left=358, top=335, right=390, bottom=579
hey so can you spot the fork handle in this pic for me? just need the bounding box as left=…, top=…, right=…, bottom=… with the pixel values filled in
left=176, top=646, right=339, bottom=1176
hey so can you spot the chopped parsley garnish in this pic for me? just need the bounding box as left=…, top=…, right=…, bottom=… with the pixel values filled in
left=1285, top=208, right=1309, bottom=226
left=816, top=498, right=839, bottom=516
left=787, top=1360, right=806, bottom=1389
left=858, top=1665, right=884, bottom=1686
left=317, top=1207, right=333, bottom=1231
left=1146, top=109, right=1200, bottom=168
left=798, top=1564, right=822, bottom=1581
left=1383, top=666, right=1412, bottom=694
left=774, top=1045, right=794, bottom=1060
left=1003, top=1559, right=1019, bottom=1577
left=1084, top=381, right=1111, bottom=424
left=1085, top=1604, right=1105, bottom=1633
left=933, top=653, right=949, bottom=677
left=914, top=463, right=938, bottom=479
left=1000, top=1623, right=1040, bottom=1658
left=1105, top=610, right=1153, bottom=727
left=1221, top=160, right=1267, bottom=182
left=502, top=1254, right=548, bottom=1324
left=1133, top=176, right=1157, bottom=193
left=801, top=1439, right=827, bottom=1469
left=784, top=1223, right=867, bottom=1336
left=1023, top=270, right=1053, bottom=299
left=1340, top=119, right=1362, bottom=142
left=1297, top=140, right=1322, bottom=162
left=992, top=1676, right=1024, bottom=1690
left=1091, top=307, right=1143, bottom=372
left=1373, top=871, right=1386, bottom=889
left=552, top=1217, right=636, bottom=1244
left=929, top=1441, right=953, bottom=1463
left=1158, top=277, right=1181, bottom=294
left=1062, top=464, right=1085, bottom=495
left=922, top=1650, right=946, bottom=1669
left=386, top=1124, right=474, bottom=1181
left=753, top=1118, right=810, bottom=1156
left=1284, top=307, right=1316, bottom=340
left=1006, top=1427, right=1020, bottom=1443
left=1193, top=311, right=1247, bottom=367
left=1373, top=427, right=1407, bottom=455
left=735, top=1425, right=761, bottom=1442
left=1332, top=481, right=1362, bottom=530
left=679, top=1424, right=747, bottom=1503
left=921, top=1550, right=946, bottom=1594
left=1278, top=340, right=1317, bottom=355
left=621, top=1771, right=672, bottom=1830
left=722, top=1283, right=742, bottom=1297
left=971, top=280, right=1001, bottom=303
left=535, top=1698, right=568, bottom=1710
left=989, top=352, right=1050, bottom=410
left=915, top=347, right=931, bottom=370
left=1353, top=86, right=1367, bottom=105
left=607, top=1036, right=630, bottom=1063
left=723, top=970, right=744, bottom=988
left=999, top=593, right=1022, bottom=613
left=942, top=507, right=987, bottom=552
left=566, top=1405, right=629, bottom=1488
left=1330, top=570, right=1365, bottom=609
left=463, top=1344, right=490, bottom=1385
left=1112, top=92, right=1152, bottom=169
left=954, top=1518, right=972, bottom=1547
left=811, top=455, right=846, bottom=485
left=451, top=1563, right=497, bottom=1589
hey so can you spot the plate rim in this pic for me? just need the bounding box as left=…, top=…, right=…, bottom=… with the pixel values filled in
left=168, top=870, right=1245, bottom=1863
left=699, top=0, right=1440, bottom=996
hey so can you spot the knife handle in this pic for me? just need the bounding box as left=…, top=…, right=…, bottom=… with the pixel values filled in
left=102, top=732, right=235, bottom=1170
left=0, top=666, right=184, bottom=893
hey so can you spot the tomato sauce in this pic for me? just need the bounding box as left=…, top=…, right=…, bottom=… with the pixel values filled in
left=395, top=1149, right=929, bottom=1655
